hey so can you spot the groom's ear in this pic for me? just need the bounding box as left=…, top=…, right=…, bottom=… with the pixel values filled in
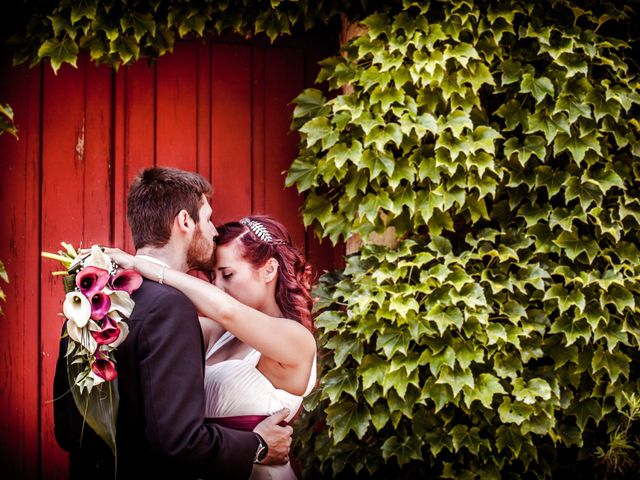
left=175, top=209, right=193, bottom=233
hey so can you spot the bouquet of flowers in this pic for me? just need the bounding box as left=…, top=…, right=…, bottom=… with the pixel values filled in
left=42, top=243, right=142, bottom=455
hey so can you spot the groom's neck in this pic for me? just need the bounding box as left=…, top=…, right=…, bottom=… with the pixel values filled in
left=135, top=246, right=188, bottom=273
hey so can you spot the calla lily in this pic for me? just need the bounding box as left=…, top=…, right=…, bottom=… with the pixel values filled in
left=67, top=320, right=97, bottom=354
left=108, top=290, right=135, bottom=318
left=76, top=266, right=110, bottom=297
left=89, top=292, right=111, bottom=320
left=90, top=316, right=121, bottom=345
left=92, top=355, right=118, bottom=382
left=63, top=291, right=91, bottom=328
left=109, top=320, right=129, bottom=348
left=109, top=269, right=143, bottom=295
left=84, top=245, right=113, bottom=270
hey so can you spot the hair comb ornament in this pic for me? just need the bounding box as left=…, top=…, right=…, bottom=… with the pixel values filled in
left=240, top=218, right=288, bottom=245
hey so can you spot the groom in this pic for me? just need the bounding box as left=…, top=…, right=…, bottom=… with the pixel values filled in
left=54, top=167, right=292, bottom=479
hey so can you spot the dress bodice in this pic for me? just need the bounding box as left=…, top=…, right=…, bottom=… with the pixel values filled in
left=203, top=332, right=316, bottom=423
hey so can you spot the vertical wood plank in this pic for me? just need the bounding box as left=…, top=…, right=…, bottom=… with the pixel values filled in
left=40, top=59, right=87, bottom=479
left=0, top=58, right=42, bottom=480
left=263, top=47, right=306, bottom=248
left=211, top=43, right=252, bottom=224
left=156, top=42, right=198, bottom=172
left=82, top=64, right=113, bottom=244
left=197, top=43, right=211, bottom=181
left=115, top=62, right=155, bottom=253
left=251, top=45, right=266, bottom=215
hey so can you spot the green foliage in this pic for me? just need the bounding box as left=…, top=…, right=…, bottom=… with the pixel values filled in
left=0, top=103, right=18, bottom=138
left=290, top=0, right=640, bottom=478
left=9, top=0, right=369, bottom=72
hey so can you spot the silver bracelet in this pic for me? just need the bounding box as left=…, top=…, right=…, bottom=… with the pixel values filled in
left=157, top=265, right=167, bottom=285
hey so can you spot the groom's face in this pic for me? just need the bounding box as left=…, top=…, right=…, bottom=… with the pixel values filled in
left=186, top=197, right=217, bottom=271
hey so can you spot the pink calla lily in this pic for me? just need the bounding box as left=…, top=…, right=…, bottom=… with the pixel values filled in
left=90, top=316, right=121, bottom=346
left=76, top=266, right=110, bottom=297
left=109, top=269, right=143, bottom=295
left=92, top=355, right=118, bottom=382
left=89, top=292, right=111, bottom=320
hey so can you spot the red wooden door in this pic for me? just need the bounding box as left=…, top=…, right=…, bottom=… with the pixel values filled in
left=0, top=32, right=339, bottom=479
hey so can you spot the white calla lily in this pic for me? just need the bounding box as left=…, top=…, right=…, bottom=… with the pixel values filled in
left=66, top=320, right=98, bottom=354
left=63, top=291, right=91, bottom=328
left=109, top=320, right=129, bottom=348
left=84, top=245, right=112, bottom=270
left=109, top=290, right=135, bottom=318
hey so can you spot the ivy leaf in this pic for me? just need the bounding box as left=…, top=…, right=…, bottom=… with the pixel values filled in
left=427, top=304, right=463, bottom=335
left=326, top=400, right=371, bottom=442
left=422, top=377, right=454, bottom=413
left=512, top=378, right=553, bottom=404
left=302, top=193, right=332, bottom=227
left=285, top=155, right=317, bottom=192
left=299, top=117, right=332, bottom=147
left=442, top=109, right=473, bottom=136
left=38, top=38, right=79, bottom=73
left=567, top=398, right=601, bottom=431
left=553, top=131, right=601, bottom=164
left=498, top=398, right=534, bottom=425
left=527, top=111, right=569, bottom=144
left=376, top=329, right=411, bottom=357
left=496, top=99, right=529, bottom=131
left=553, top=230, right=599, bottom=263
left=564, top=176, right=603, bottom=210
left=503, top=135, right=546, bottom=166
left=520, top=73, right=555, bottom=103
left=326, top=335, right=364, bottom=367
left=549, top=316, right=591, bottom=345
left=554, top=95, right=592, bottom=123
left=322, top=368, right=359, bottom=403
left=450, top=425, right=491, bottom=455
left=462, top=373, right=506, bottom=409
left=543, top=284, right=586, bottom=313
left=361, top=149, right=395, bottom=179
left=292, top=88, right=326, bottom=120
left=534, top=166, right=568, bottom=197
left=436, top=365, right=474, bottom=398
left=381, top=435, right=423, bottom=466
left=496, top=425, right=523, bottom=456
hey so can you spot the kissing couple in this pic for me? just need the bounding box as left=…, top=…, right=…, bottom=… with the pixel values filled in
left=53, top=167, right=317, bottom=480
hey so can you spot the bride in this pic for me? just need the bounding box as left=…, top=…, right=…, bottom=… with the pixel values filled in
left=107, top=215, right=316, bottom=479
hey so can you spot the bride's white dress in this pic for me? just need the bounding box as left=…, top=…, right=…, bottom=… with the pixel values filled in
left=204, top=331, right=317, bottom=480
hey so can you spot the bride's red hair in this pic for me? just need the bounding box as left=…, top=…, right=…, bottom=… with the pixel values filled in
left=215, top=215, right=315, bottom=332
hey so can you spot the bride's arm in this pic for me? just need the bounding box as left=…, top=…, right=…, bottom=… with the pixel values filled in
left=110, top=249, right=315, bottom=367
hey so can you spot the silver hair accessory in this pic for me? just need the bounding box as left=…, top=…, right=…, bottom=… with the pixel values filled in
left=240, top=218, right=288, bottom=245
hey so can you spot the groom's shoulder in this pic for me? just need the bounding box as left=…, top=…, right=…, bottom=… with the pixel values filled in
left=131, top=279, right=194, bottom=310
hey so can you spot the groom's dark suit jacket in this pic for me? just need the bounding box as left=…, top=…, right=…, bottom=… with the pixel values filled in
left=54, top=279, right=258, bottom=479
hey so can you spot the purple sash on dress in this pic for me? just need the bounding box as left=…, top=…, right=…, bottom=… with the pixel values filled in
left=209, top=415, right=288, bottom=431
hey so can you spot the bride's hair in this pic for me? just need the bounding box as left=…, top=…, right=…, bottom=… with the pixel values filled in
left=215, top=215, right=315, bottom=332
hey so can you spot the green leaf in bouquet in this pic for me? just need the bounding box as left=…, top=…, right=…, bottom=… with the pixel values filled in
left=67, top=355, right=118, bottom=457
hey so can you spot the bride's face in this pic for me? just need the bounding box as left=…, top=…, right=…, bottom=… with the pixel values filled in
left=213, top=239, right=270, bottom=310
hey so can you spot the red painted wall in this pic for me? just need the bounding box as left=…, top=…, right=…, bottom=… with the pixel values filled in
left=0, top=33, right=340, bottom=479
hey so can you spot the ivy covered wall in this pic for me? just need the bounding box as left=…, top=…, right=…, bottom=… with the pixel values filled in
left=287, top=1, right=640, bottom=479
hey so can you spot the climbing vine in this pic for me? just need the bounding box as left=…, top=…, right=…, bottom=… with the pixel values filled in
left=288, top=0, right=640, bottom=478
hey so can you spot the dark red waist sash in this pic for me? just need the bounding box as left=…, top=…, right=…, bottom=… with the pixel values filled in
left=208, top=415, right=288, bottom=431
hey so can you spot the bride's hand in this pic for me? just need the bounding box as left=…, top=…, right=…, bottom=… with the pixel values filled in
left=103, top=247, right=136, bottom=270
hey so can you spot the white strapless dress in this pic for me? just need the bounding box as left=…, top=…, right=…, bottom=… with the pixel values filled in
left=204, top=332, right=316, bottom=480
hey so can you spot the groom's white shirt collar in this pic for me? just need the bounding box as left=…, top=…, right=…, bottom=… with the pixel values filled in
left=135, top=254, right=169, bottom=268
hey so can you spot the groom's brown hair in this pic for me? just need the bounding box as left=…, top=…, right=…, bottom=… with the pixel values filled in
left=127, top=167, right=212, bottom=249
